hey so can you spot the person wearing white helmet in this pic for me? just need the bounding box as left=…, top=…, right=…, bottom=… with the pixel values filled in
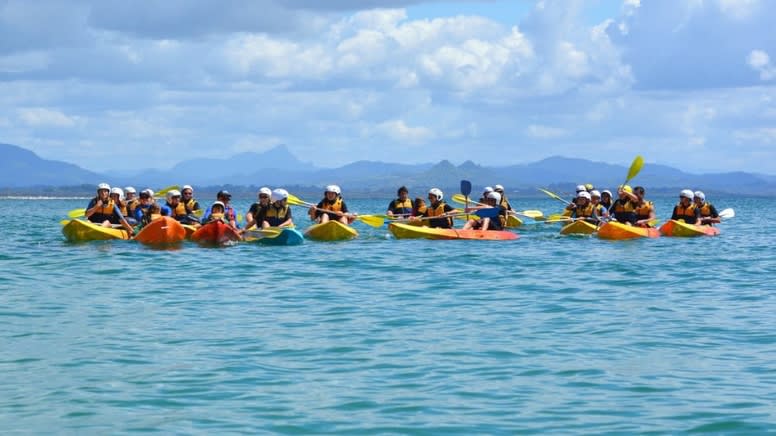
left=200, top=190, right=238, bottom=228
left=562, top=191, right=598, bottom=223
left=180, top=185, right=200, bottom=215
left=202, top=201, right=228, bottom=224
left=162, top=189, right=198, bottom=224
left=693, top=190, right=720, bottom=225
left=246, top=187, right=272, bottom=229
left=124, top=187, right=139, bottom=221
left=133, top=189, right=157, bottom=224
left=310, top=184, right=352, bottom=224
left=417, top=188, right=456, bottom=228
left=600, top=190, right=613, bottom=211
left=109, top=187, right=129, bottom=223
left=493, top=184, right=513, bottom=212
left=84, top=183, right=134, bottom=233
left=621, top=186, right=656, bottom=227
left=463, top=191, right=506, bottom=231
left=386, top=186, right=413, bottom=217
left=588, top=190, right=609, bottom=220
left=671, top=189, right=701, bottom=224
left=478, top=186, right=494, bottom=203
left=262, top=188, right=294, bottom=228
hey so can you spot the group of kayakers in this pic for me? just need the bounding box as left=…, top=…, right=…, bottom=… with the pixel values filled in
left=561, top=183, right=720, bottom=227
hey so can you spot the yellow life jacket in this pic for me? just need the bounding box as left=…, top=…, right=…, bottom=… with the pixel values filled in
left=499, top=194, right=511, bottom=210
left=426, top=201, right=453, bottom=227
left=699, top=202, right=714, bottom=217
left=674, top=204, right=697, bottom=221
left=634, top=201, right=654, bottom=220
left=612, top=200, right=634, bottom=213
left=265, top=205, right=290, bottom=226
left=171, top=202, right=188, bottom=218
left=390, top=198, right=413, bottom=215
left=573, top=203, right=594, bottom=218
left=95, top=198, right=115, bottom=216
left=117, top=201, right=127, bottom=217
left=184, top=198, right=198, bottom=212
left=321, top=197, right=343, bottom=213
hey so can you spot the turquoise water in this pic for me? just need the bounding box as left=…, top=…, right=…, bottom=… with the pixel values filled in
left=1, top=196, right=775, bottom=433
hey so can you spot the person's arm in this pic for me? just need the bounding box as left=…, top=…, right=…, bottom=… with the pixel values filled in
left=386, top=200, right=395, bottom=216
left=670, top=205, right=679, bottom=221
left=245, top=205, right=257, bottom=229
left=84, top=199, right=98, bottom=218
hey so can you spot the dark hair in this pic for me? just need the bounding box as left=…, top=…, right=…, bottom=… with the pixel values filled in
left=634, top=186, right=645, bottom=195
left=397, top=186, right=408, bottom=196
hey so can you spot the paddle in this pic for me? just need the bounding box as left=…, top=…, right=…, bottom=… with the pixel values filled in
left=393, top=207, right=499, bottom=224
left=286, top=193, right=385, bottom=228
left=622, top=156, right=644, bottom=187
left=450, top=194, right=544, bottom=220
left=718, top=208, right=735, bottom=220
left=461, top=180, right=472, bottom=219
left=538, top=188, right=574, bottom=206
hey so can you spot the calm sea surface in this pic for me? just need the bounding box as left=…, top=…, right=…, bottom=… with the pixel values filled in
left=1, top=196, right=774, bottom=434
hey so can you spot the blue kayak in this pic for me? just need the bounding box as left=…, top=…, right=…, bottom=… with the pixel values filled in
left=245, top=227, right=304, bottom=246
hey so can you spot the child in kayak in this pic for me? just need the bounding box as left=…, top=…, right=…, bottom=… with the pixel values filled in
left=671, top=189, right=701, bottom=224
left=85, top=183, right=134, bottom=234
left=386, top=186, right=413, bottom=218
left=621, top=186, right=656, bottom=227
left=309, top=185, right=353, bottom=225
left=463, top=191, right=505, bottom=231
left=417, top=188, right=456, bottom=229
left=246, top=187, right=272, bottom=229
left=694, top=191, right=720, bottom=225
left=263, top=189, right=294, bottom=228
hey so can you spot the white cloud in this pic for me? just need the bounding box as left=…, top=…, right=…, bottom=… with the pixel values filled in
left=375, top=119, right=434, bottom=143
left=717, top=0, right=760, bottom=20
left=526, top=124, right=567, bottom=139
left=17, top=108, right=79, bottom=128
left=748, top=50, right=776, bottom=80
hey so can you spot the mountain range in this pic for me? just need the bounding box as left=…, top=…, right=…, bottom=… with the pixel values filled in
left=2, top=142, right=776, bottom=196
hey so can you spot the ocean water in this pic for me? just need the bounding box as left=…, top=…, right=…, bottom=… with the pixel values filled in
left=1, top=196, right=775, bottom=434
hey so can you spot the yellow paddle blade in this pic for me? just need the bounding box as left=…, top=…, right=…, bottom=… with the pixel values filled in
left=286, top=193, right=308, bottom=206
left=516, top=210, right=543, bottom=219
left=538, top=188, right=567, bottom=203
left=357, top=215, right=385, bottom=228
left=624, top=156, right=644, bottom=185
left=67, top=208, right=85, bottom=218
left=156, top=185, right=180, bottom=196
left=451, top=193, right=472, bottom=205
left=546, top=213, right=566, bottom=221
left=193, top=209, right=204, bottom=217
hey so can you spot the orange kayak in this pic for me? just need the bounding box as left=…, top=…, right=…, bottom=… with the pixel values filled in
left=659, top=220, right=720, bottom=237
left=135, top=216, right=186, bottom=245
left=388, top=223, right=518, bottom=240
left=597, top=221, right=659, bottom=240
left=191, top=221, right=242, bottom=246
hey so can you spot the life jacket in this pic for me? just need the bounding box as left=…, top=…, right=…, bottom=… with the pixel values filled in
left=572, top=203, right=594, bottom=219
left=674, top=203, right=698, bottom=223
left=265, top=204, right=290, bottom=227
left=426, top=201, right=453, bottom=228
left=117, top=201, right=127, bottom=217
left=592, top=203, right=607, bottom=217
left=167, top=202, right=188, bottom=219
left=89, top=198, right=117, bottom=223
left=699, top=202, right=715, bottom=217
left=611, top=199, right=636, bottom=224
left=499, top=194, right=511, bottom=211
left=390, top=198, right=413, bottom=216
left=184, top=198, right=199, bottom=213
left=207, top=212, right=227, bottom=224
left=634, top=201, right=654, bottom=221
left=127, top=199, right=139, bottom=217
left=320, top=197, right=343, bottom=213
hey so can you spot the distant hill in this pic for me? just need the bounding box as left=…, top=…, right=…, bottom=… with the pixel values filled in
left=0, top=143, right=102, bottom=187
left=2, top=142, right=775, bottom=196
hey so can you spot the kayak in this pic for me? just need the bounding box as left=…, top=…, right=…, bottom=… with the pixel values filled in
left=190, top=221, right=242, bottom=246
left=659, top=220, right=720, bottom=237
left=134, top=216, right=186, bottom=245
left=597, top=221, right=660, bottom=240
left=304, top=221, right=358, bottom=241
left=559, top=220, right=598, bottom=235
left=182, top=224, right=199, bottom=239
left=62, top=219, right=131, bottom=242
left=388, top=223, right=518, bottom=240
left=245, top=227, right=304, bottom=246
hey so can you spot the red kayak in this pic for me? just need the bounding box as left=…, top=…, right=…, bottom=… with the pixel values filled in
left=190, top=221, right=242, bottom=246
left=135, top=216, right=186, bottom=245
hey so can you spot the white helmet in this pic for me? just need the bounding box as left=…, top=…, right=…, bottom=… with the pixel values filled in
left=589, top=190, right=601, bottom=198
left=576, top=184, right=587, bottom=193
left=494, top=184, right=505, bottom=192
left=97, top=183, right=110, bottom=191
left=124, top=186, right=136, bottom=194
left=110, top=187, right=124, bottom=200
left=325, top=184, right=341, bottom=195
left=142, top=189, right=154, bottom=198
left=271, top=188, right=289, bottom=202
left=680, top=189, right=694, bottom=199
left=182, top=185, right=193, bottom=193
left=212, top=201, right=225, bottom=209
left=577, top=191, right=591, bottom=200
left=487, top=191, right=502, bottom=203
left=483, top=186, right=494, bottom=194
left=258, top=187, right=272, bottom=198
left=602, top=190, right=612, bottom=197
left=166, top=189, right=181, bottom=200
left=694, top=191, right=705, bottom=201
left=428, top=188, right=443, bottom=201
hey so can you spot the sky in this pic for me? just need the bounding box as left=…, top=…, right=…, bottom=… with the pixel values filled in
left=1, top=0, right=776, bottom=174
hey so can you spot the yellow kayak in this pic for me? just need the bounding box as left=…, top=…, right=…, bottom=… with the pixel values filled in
left=304, top=221, right=358, bottom=241
left=659, top=220, right=720, bottom=237
left=559, top=220, right=598, bottom=235
left=506, top=215, right=523, bottom=228
left=62, top=219, right=131, bottom=242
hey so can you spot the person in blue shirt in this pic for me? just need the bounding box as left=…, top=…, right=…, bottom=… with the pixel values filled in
left=201, top=190, right=239, bottom=228
left=84, top=183, right=133, bottom=233
left=133, top=189, right=156, bottom=223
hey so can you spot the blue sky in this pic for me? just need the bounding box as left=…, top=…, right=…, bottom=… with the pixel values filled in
left=1, top=0, right=775, bottom=174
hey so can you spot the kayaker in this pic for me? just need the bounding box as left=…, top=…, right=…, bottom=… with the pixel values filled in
left=161, top=189, right=198, bottom=224
left=139, top=203, right=163, bottom=228
left=309, top=185, right=353, bottom=225
left=110, top=187, right=127, bottom=218
left=570, top=184, right=587, bottom=204
left=623, top=186, right=656, bottom=227
left=589, top=190, right=609, bottom=221
left=180, top=185, right=201, bottom=214
left=671, top=189, right=701, bottom=224
left=84, top=183, right=134, bottom=233
left=124, top=187, right=139, bottom=224
left=463, top=191, right=505, bottom=231
left=199, top=191, right=237, bottom=227
left=493, top=184, right=513, bottom=213
left=246, top=187, right=272, bottom=229
left=413, top=197, right=427, bottom=216
left=263, top=189, right=294, bottom=228
left=386, top=186, right=413, bottom=217
left=478, top=186, right=494, bottom=203
left=133, top=189, right=156, bottom=223
left=610, top=185, right=637, bottom=225
left=600, top=190, right=613, bottom=211
left=562, top=191, right=597, bottom=223
left=202, top=201, right=228, bottom=224
left=419, top=188, right=456, bottom=228
left=694, top=191, right=720, bottom=225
